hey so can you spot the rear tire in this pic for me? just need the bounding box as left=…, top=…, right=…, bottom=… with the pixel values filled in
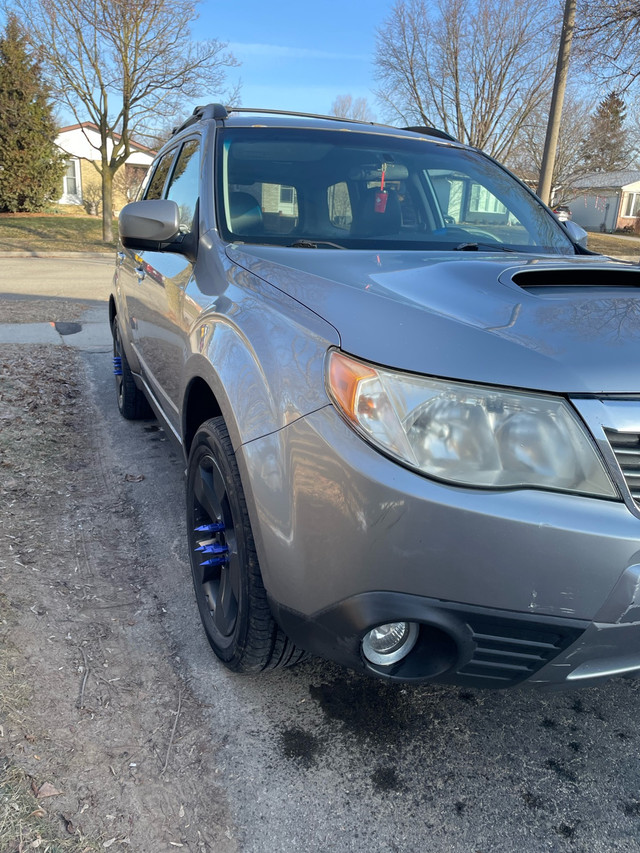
left=186, top=417, right=304, bottom=672
left=112, top=318, right=152, bottom=420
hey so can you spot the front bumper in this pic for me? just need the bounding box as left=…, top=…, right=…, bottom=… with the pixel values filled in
left=238, top=405, right=640, bottom=689
left=270, top=574, right=640, bottom=688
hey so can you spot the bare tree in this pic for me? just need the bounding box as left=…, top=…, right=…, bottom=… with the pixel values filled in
left=330, top=94, right=376, bottom=122
left=507, top=89, right=594, bottom=200
left=9, top=0, right=239, bottom=241
left=144, top=111, right=194, bottom=153
left=576, top=0, right=640, bottom=90
left=374, top=0, right=558, bottom=161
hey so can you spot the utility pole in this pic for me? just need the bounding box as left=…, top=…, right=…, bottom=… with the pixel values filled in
left=537, top=0, right=577, bottom=205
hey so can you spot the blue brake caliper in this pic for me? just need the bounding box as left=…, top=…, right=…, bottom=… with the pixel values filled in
left=113, top=356, right=123, bottom=376
left=194, top=523, right=228, bottom=566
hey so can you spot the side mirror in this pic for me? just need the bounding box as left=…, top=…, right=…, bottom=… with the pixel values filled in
left=563, top=219, right=588, bottom=250
left=119, top=199, right=196, bottom=258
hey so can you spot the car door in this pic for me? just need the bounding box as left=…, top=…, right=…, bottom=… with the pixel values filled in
left=130, top=136, right=201, bottom=433
left=118, top=146, right=178, bottom=369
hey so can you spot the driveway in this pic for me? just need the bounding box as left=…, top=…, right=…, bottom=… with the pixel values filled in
left=2, top=257, right=640, bottom=852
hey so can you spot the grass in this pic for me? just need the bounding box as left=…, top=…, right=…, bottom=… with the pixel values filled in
left=0, top=761, right=100, bottom=853
left=585, top=230, right=640, bottom=259
left=0, top=210, right=639, bottom=258
left=0, top=211, right=116, bottom=253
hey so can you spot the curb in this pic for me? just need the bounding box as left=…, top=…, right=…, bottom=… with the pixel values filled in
left=0, top=250, right=114, bottom=259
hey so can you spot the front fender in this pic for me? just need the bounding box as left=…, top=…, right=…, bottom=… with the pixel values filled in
left=182, top=269, right=340, bottom=452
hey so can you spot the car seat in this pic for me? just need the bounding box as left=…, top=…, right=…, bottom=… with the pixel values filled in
left=350, top=188, right=401, bottom=237
left=229, top=192, right=263, bottom=235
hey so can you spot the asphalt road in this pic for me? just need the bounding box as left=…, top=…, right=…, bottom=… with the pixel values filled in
left=6, top=257, right=640, bottom=852
left=0, top=254, right=115, bottom=300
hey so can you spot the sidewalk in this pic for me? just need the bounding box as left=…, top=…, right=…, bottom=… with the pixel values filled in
left=0, top=305, right=112, bottom=350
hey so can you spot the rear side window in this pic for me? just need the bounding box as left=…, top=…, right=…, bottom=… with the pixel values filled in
left=144, top=150, right=176, bottom=200
left=166, top=138, right=200, bottom=233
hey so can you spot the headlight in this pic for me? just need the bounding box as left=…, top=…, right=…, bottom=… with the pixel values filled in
left=327, top=350, right=617, bottom=498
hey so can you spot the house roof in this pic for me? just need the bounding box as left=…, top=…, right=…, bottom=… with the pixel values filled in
left=571, top=170, right=640, bottom=190
left=57, top=122, right=156, bottom=155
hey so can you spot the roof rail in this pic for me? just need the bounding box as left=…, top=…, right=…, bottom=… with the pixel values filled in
left=226, top=106, right=377, bottom=126
left=225, top=112, right=458, bottom=142
left=170, top=106, right=459, bottom=142
left=403, top=125, right=458, bottom=143
left=171, top=103, right=229, bottom=136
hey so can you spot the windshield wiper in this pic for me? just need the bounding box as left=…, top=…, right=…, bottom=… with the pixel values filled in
left=455, top=241, right=516, bottom=252
left=288, top=239, right=347, bottom=249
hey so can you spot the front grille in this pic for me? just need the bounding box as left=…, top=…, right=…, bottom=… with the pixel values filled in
left=449, top=610, right=585, bottom=688
left=604, top=429, right=640, bottom=505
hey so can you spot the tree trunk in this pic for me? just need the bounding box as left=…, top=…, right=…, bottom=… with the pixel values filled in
left=101, top=165, right=114, bottom=243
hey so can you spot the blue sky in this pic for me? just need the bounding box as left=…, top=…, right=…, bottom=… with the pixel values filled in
left=194, top=0, right=392, bottom=120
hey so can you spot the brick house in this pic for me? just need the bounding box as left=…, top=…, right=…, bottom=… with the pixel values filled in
left=56, top=123, right=156, bottom=213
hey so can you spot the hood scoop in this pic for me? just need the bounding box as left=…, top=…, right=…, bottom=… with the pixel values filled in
left=512, top=266, right=640, bottom=293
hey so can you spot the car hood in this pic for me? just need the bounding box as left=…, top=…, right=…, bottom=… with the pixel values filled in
left=226, top=245, right=640, bottom=394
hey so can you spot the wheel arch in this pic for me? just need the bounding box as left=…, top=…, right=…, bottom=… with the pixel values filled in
left=108, top=295, right=117, bottom=330
left=183, top=375, right=224, bottom=457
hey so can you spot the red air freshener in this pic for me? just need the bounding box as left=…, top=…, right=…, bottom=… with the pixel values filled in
left=374, top=162, right=388, bottom=213
left=374, top=191, right=388, bottom=213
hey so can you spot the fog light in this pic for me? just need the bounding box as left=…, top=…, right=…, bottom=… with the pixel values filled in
left=362, top=621, right=419, bottom=666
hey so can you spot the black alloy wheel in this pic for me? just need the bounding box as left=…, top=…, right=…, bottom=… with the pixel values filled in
left=186, top=417, right=304, bottom=672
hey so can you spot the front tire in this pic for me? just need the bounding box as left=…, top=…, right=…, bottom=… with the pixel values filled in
left=186, top=417, right=304, bottom=672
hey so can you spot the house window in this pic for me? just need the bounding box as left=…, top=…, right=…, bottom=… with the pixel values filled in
left=63, top=159, right=78, bottom=197
left=261, top=183, right=297, bottom=218
left=623, top=192, right=640, bottom=218
left=469, top=183, right=507, bottom=215
left=280, top=186, right=294, bottom=205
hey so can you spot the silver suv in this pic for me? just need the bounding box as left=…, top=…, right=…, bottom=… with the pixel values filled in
left=111, top=104, right=640, bottom=689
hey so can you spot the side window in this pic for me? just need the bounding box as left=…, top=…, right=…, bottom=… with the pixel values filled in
left=328, top=182, right=352, bottom=229
left=165, top=139, right=200, bottom=233
left=144, top=150, right=176, bottom=200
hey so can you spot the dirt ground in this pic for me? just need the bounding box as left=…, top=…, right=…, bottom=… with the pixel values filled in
left=0, top=344, right=236, bottom=852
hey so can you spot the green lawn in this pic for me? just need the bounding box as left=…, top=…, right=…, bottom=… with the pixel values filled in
left=0, top=212, right=116, bottom=253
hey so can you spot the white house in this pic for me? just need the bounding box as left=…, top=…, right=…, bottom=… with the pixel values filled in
left=56, top=122, right=156, bottom=211
left=564, top=170, right=640, bottom=233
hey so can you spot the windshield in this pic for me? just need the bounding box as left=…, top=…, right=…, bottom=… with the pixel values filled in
left=215, top=127, right=575, bottom=254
